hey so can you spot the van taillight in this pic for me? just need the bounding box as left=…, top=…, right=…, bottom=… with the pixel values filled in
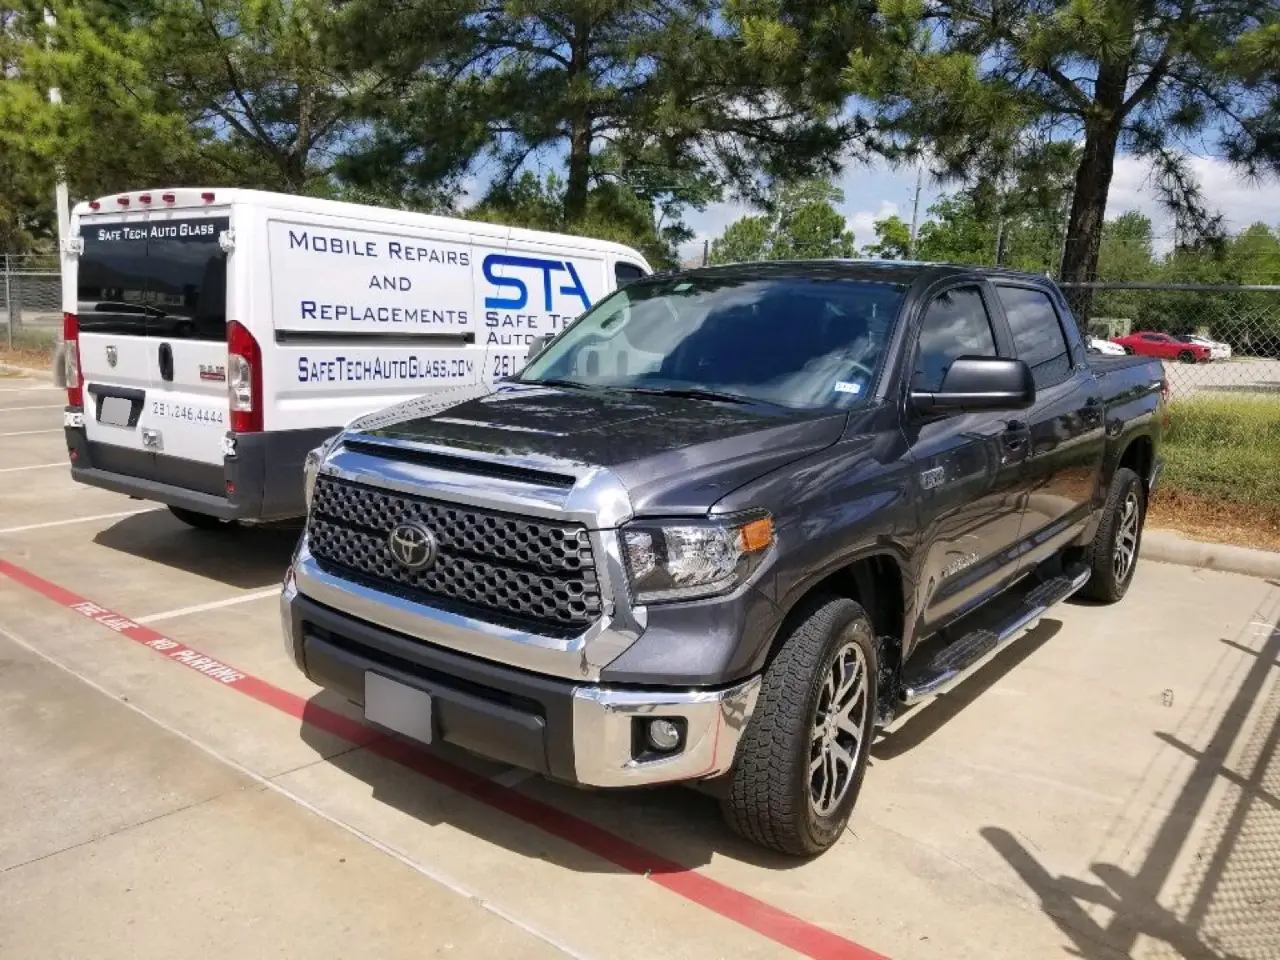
left=63, top=312, right=83, bottom=408
left=227, top=321, right=262, bottom=433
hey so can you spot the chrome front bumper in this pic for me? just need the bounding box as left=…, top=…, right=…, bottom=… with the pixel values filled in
left=282, top=571, right=761, bottom=788
left=571, top=677, right=760, bottom=787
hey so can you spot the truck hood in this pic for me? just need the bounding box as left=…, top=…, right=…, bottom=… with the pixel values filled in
left=347, top=382, right=848, bottom=515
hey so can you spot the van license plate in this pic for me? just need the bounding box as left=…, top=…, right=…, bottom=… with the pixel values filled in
left=99, top=396, right=132, bottom=427
left=364, top=672, right=433, bottom=745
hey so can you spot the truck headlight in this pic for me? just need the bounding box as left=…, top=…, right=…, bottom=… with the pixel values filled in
left=303, top=433, right=342, bottom=509
left=621, top=515, right=774, bottom=603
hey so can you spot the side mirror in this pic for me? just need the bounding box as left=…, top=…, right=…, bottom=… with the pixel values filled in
left=525, top=335, right=552, bottom=360
left=911, top=356, right=1035, bottom=416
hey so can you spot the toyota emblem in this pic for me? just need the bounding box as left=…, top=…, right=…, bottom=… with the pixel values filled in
left=387, top=521, right=438, bottom=570
left=106, top=345, right=118, bottom=368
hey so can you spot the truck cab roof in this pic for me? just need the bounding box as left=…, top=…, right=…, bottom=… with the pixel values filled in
left=656, top=259, right=1059, bottom=289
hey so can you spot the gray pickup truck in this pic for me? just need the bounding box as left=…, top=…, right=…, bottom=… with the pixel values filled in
left=282, top=261, right=1165, bottom=855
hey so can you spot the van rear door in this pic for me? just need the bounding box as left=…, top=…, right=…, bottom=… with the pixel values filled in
left=77, top=216, right=231, bottom=483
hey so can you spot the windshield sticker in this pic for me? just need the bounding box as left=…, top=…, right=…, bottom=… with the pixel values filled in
left=834, top=381, right=862, bottom=395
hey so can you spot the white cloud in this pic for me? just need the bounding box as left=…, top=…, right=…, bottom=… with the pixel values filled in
left=849, top=200, right=900, bottom=246
left=1102, top=154, right=1280, bottom=249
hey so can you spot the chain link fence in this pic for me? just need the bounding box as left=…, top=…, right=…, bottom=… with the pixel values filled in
left=1063, top=282, right=1280, bottom=400
left=2, top=253, right=62, bottom=351
left=6, top=255, right=1280, bottom=401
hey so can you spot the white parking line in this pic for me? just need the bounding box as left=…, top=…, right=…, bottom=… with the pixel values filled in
left=0, top=623, right=592, bottom=960
left=0, top=462, right=65, bottom=473
left=0, top=509, right=159, bottom=534
left=0, top=428, right=61, bottom=437
left=0, top=404, right=62, bottom=412
left=136, top=588, right=281, bottom=624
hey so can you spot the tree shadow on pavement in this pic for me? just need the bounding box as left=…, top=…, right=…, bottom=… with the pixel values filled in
left=982, top=614, right=1280, bottom=960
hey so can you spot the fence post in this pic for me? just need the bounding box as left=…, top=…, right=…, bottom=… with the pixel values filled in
left=3, top=255, right=12, bottom=351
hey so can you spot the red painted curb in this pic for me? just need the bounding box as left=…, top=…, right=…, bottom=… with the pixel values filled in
left=0, top=558, right=886, bottom=960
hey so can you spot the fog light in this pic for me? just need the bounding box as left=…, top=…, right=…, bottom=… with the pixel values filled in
left=646, top=718, right=682, bottom=752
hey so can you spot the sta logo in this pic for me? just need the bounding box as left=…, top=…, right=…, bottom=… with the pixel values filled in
left=482, top=254, right=591, bottom=312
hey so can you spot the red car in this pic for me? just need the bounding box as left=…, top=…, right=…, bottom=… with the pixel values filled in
left=1111, top=331, right=1211, bottom=363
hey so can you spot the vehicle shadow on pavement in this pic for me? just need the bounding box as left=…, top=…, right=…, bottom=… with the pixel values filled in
left=872, top=619, right=1064, bottom=761
left=982, top=615, right=1280, bottom=960
left=92, top=512, right=301, bottom=589
left=297, top=691, right=814, bottom=873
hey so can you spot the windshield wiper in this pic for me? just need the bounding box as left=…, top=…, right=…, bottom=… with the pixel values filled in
left=616, top=386, right=756, bottom=405
left=525, top=378, right=593, bottom=391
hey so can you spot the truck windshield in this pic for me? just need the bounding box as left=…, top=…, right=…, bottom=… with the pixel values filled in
left=77, top=217, right=229, bottom=341
left=518, top=274, right=905, bottom=409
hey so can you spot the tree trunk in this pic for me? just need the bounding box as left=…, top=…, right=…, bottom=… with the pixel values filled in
left=565, top=124, right=591, bottom=222
left=563, top=16, right=592, bottom=223
left=1059, top=45, right=1131, bottom=323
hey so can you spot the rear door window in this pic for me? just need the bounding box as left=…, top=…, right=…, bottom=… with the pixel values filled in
left=614, top=262, right=647, bottom=287
left=78, top=218, right=229, bottom=341
left=997, top=285, right=1072, bottom=389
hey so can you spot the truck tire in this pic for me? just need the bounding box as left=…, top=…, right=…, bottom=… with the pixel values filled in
left=1077, top=466, right=1145, bottom=604
left=168, top=506, right=234, bottom=531
left=721, top=595, right=878, bottom=856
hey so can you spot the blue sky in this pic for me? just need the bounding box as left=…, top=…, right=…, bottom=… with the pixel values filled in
left=677, top=153, right=1280, bottom=263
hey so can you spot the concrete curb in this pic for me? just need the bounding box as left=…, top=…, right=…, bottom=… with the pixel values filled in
left=1144, top=528, right=1280, bottom=580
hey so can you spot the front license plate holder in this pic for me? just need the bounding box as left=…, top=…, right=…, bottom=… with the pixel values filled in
left=364, top=672, right=434, bottom=745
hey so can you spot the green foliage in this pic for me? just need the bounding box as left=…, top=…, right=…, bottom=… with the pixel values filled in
left=709, top=179, right=854, bottom=263
left=863, top=214, right=911, bottom=259
left=710, top=215, right=772, bottom=264
left=149, top=0, right=371, bottom=192
left=468, top=172, right=683, bottom=268
left=0, top=2, right=215, bottom=251
left=1162, top=396, right=1280, bottom=508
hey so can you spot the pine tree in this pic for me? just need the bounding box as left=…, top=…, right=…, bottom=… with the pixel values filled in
left=844, top=0, right=1280, bottom=317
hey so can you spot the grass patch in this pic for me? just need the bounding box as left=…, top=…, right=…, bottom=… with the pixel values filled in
left=0, top=325, right=58, bottom=372
left=1152, top=394, right=1280, bottom=549
left=1160, top=395, right=1280, bottom=507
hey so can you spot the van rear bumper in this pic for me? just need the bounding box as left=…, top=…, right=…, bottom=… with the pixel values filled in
left=64, top=413, right=338, bottom=521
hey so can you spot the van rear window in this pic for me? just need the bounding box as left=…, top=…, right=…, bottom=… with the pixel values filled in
left=77, top=217, right=229, bottom=341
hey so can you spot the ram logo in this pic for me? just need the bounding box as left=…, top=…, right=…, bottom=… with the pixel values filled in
left=199, top=363, right=226, bottom=382
left=482, top=253, right=591, bottom=311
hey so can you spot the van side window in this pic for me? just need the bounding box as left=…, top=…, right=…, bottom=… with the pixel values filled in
left=614, top=262, right=646, bottom=287
left=998, top=285, right=1071, bottom=389
left=913, top=286, right=997, bottom=393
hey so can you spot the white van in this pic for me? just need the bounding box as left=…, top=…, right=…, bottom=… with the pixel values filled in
left=59, top=188, right=651, bottom=527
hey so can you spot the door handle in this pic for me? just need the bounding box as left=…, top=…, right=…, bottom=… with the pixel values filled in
left=158, top=342, right=174, bottom=382
left=1001, top=419, right=1029, bottom=461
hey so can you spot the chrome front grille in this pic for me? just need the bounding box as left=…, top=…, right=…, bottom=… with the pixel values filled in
left=307, top=474, right=602, bottom=632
